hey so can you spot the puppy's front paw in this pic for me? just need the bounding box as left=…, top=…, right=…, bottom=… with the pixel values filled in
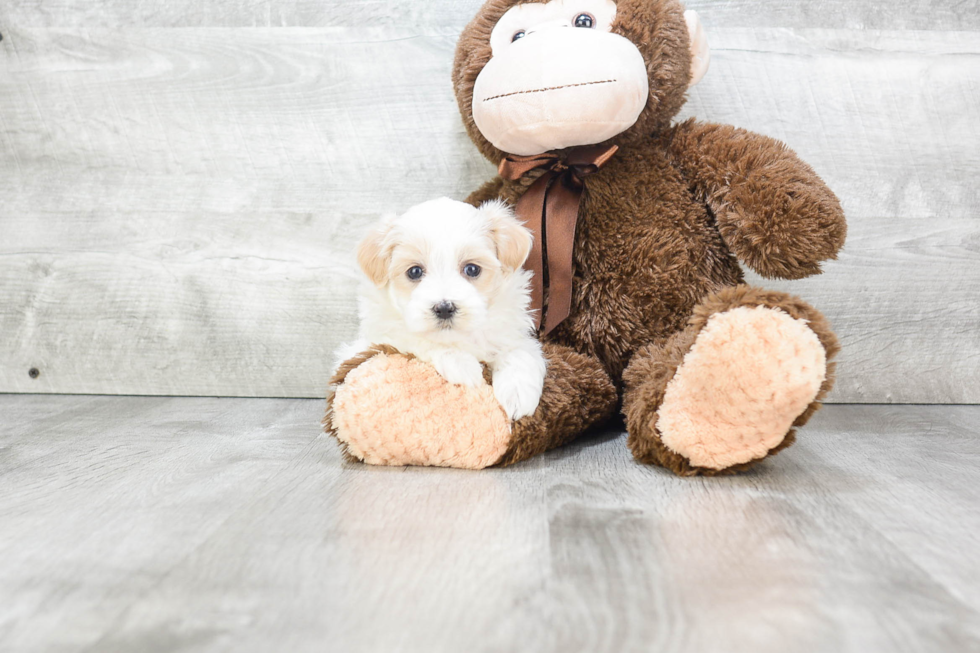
left=493, top=364, right=545, bottom=421
left=430, top=350, right=485, bottom=387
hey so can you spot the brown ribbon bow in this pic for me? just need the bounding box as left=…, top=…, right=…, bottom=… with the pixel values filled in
left=498, top=144, right=618, bottom=335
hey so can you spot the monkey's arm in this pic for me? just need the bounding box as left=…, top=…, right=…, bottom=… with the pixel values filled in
left=667, top=119, right=846, bottom=279
left=464, top=177, right=505, bottom=207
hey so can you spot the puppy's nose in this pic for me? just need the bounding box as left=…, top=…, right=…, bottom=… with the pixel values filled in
left=433, top=301, right=457, bottom=321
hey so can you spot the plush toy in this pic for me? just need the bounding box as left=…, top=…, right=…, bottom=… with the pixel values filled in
left=324, top=0, right=846, bottom=475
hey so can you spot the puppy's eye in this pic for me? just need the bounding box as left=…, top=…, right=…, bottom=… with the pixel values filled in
left=463, top=263, right=482, bottom=278
left=406, top=266, right=424, bottom=281
left=574, top=13, right=595, bottom=28
left=511, top=30, right=526, bottom=42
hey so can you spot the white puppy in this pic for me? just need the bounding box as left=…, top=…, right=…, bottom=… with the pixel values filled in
left=336, top=197, right=546, bottom=420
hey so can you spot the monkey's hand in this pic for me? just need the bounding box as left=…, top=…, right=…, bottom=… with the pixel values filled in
left=667, top=119, right=846, bottom=280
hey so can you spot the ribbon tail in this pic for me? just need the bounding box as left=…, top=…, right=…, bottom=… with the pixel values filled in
left=500, top=144, right=617, bottom=336
left=541, top=177, right=583, bottom=335
left=514, top=174, right=551, bottom=331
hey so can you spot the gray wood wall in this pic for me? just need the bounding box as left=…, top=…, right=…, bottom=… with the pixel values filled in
left=1, top=1, right=977, bottom=402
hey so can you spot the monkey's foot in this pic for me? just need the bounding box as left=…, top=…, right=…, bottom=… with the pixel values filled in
left=325, top=346, right=511, bottom=470
left=656, top=305, right=827, bottom=470
left=325, top=343, right=619, bottom=470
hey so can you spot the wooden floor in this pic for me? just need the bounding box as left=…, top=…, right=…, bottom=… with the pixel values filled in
left=1, top=396, right=979, bottom=652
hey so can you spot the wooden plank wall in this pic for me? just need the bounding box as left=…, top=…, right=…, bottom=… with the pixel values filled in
left=0, top=1, right=977, bottom=401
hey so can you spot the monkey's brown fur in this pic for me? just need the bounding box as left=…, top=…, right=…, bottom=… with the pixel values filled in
left=327, top=0, right=846, bottom=475
left=458, top=0, right=845, bottom=475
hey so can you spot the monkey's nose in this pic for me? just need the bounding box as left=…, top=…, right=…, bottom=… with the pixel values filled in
left=433, top=301, right=457, bottom=321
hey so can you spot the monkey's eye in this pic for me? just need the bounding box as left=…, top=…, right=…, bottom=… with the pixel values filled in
left=511, top=30, right=526, bottom=42
left=574, top=13, right=595, bottom=28
left=463, top=263, right=482, bottom=278
left=406, top=265, right=424, bottom=281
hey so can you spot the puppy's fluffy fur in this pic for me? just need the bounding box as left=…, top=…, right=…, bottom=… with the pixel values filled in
left=337, top=197, right=546, bottom=420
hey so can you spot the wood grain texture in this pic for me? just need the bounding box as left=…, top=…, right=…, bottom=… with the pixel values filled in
left=2, top=0, right=977, bottom=29
left=0, top=15, right=978, bottom=400
left=1, top=396, right=979, bottom=652
left=0, top=25, right=496, bottom=397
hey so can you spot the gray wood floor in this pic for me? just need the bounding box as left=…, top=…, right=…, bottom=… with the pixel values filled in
left=2, top=397, right=979, bottom=652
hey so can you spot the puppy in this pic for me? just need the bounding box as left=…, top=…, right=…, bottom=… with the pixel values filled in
left=336, top=197, right=546, bottom=420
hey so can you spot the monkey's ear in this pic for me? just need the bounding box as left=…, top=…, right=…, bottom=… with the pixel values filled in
left=684, top=10, right=710, bottom=87
left=481, top=200, right=532, bottom=272
left=356, top=215, right=395, bottom=286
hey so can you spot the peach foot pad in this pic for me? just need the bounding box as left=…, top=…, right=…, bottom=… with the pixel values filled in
left=658, top=306, right=827, bottom=470
left=329, top=353, right=512, bottom=469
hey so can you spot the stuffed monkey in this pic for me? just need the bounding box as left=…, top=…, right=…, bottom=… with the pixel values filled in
left=325, top=0, right=845, bottom=475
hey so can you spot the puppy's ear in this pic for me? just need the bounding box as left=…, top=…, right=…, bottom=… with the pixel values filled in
left=481, top=200, right=532, bottom=272
left=356, top=215, right=394, bottom=286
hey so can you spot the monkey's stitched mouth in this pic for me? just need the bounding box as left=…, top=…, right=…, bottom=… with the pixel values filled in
left=482, top=79, right=617, bottom=102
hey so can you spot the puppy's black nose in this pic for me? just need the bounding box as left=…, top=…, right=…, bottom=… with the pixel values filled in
left=433, top=301, right=457, bottom=321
